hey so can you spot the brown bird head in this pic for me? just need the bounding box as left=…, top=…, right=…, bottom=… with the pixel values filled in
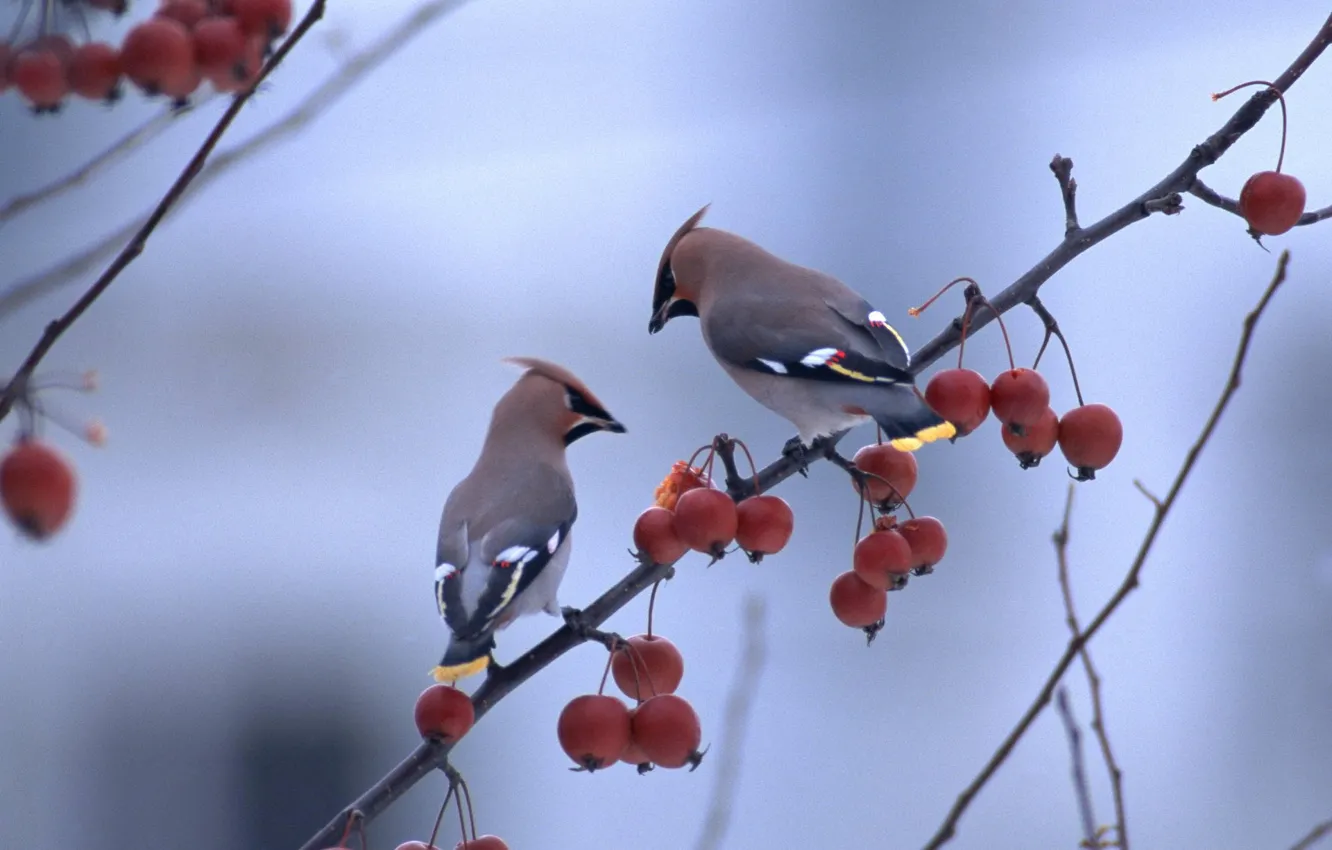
left=649, top=204, right=712, bottom=333
left=499, top=357, right=626, bottom=447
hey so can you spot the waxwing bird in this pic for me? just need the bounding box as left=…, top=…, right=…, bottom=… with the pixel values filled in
left=648, top=206, right=955, bottom=453
left=431, top=358, right=625, bottom=682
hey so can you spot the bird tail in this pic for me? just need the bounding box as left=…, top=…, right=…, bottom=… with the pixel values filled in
left=431, top=633, right=496, bottom=683
left=863, top=385, right=956, bottom=451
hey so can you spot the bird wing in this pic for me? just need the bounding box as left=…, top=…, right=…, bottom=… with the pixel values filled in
left=704, top=290, right=914, bottom=386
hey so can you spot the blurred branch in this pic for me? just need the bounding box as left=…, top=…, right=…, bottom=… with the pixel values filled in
left=299, top=443, right=810, bottom=850
left=695, top=594, right=768, bottom=850
left=907, top=12, right=1331, bottom=375
left=0, top=1, right=330, bottom=422
left=0, top=0, right=477, bottom=321
left=1188, top=177, right=1332, bottom=225
left=1054, top=485, right=1126, bottom=849
left=1053, top=687, right=1097, bottom=848
left=1290, top=818, right=1332, bottom=850
left=0, top=97, right=216, bottom=225
left=921, top=251, right=1290, bottom=850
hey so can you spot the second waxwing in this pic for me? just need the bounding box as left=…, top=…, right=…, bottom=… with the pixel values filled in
left=648, top=206, right=955, bottom=452
left=431, top=358, right=625, bottom=682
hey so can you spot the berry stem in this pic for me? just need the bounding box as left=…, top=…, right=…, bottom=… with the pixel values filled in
left=627, top=640, right=660, bottom=698
left=731, top=437, right=762, bottom=494
left=596, top=646, right=616, bottom=696
left=971, top=291, right=1016, bottom=371
left=427, top=782, right=457, bottom=849
left=1212, top=80, right=1289, bottom=173
left=646, top=580, right=661, bottom=637
left=336, top=810, right=362, bottom=849
left=957, top=297, right=977, bottom=370
left=459, top=775, right=478, bottom=843
left=1029, top=296, right=1086, bottom=406
left=455, top=784, right=469, bottom=845
left=909, top=276, right=979, bottom=318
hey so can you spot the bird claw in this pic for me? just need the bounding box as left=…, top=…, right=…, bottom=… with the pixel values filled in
left=781, top=436, right=811, bottom=477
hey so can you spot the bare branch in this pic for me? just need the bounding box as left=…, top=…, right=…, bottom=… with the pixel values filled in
left=1189, top=177, right=1332, bottom=226
left=1054, top=484, right=1128, bottom=849
left=1290, top=818, right=1332, bottom=850
left=921, top=251, right=1290, bottom=850
left=0, top=97, right=216, bottom=226
left=1054, top=686, right=1098, bottom=847
left=0, top=1, right=330, bottom=422
left=0, top=0, right=478, bottom=323
left=907, top=13, right=1331, bottom=376
left=694, top=595, right=768, bottom=850
left=1050, top=154, right=1080, bottom=235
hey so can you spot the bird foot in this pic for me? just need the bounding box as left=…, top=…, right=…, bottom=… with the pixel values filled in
left=780, top=436, right=812, bottom=477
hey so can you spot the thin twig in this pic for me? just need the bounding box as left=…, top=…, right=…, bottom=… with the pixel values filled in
left=1190, top=177, right=1332, bottom=226
left=0, top=96, right=216, bottom=225
left=0, top=1, right=330, bottom=422
left=0, top=0, right=478, bottom=323
left=1050, top=155, right=1080, bottom=235
left=1027, top=295, right=1085, bottom=406
left=1054, top=484, right=1127, bottom=849
left=694, top=595, right=768, bottom=850
left=1054, top=686, right=1098, bottom=847
left=1290, top=818, right=1332, bottom=850
left=907, top=13, right=1331, bottom=375
left=921, top=251, right=1290, bottom=849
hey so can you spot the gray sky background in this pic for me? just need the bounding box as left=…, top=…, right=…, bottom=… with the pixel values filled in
left=1, top=3, right=1330, bottom=849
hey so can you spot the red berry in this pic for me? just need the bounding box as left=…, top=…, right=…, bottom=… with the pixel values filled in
left=557, top=694, right=631, bottom=772
left=829, top=570, right=887, bottom=628
left=457, top=837, right=509, bottom=850
left=1239, top=171, right=1306, bottom=236
left=121, top=18, right=196, bottom=96
left=852, top=528, right=913, bottom=590
left=632, top=506, right=688, bottom=565
left=630, top=694, right=702, bottom=769
left=653, top=460, right=709, bottom=511
left=413, top=684, right=474, bottom=742
left=898, top=516, right=947, bottom=571
left=396, top=842, right=437, bottom=850
left=1, top=440, right=77, bottom=540
left=620, top=735, right=652, bottom=768
left=990, top=368, right=1050, bottom=433
left=672, top=487, right=738, bottom=558
left=1001, top=406, right=1059, bottom=468
left=32, top=34, right=75, bottom=66
left=193, top=16, right=246, bottom=75
left=67, top=42, right=122, bottom=101
left=206, top=32, right=264, bottom=91
left=228, top=0, right=294, bottom=37
left=734, top=494, right=793, bottom=556
left=611, top=634, right=684, bottom=699
left=1058, top=403, right=1123, bottom=480
left=11, top=49, right=67, bottom=110
left=849, top=443, right=917, bottom=508
left=156, top=0, right=210, bottom=28
left=925, top=368, right=991, bottom=435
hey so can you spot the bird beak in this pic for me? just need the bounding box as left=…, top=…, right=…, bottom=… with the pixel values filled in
left=603, top=418, right=627, bottom=434
left=649, top=302, right=669, bottom=334
left=649, top=297, right=698, bottom=334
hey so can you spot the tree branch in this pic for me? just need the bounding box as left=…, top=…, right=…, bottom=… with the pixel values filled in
left=921, top=250, right=1290, bottom=850
left=1290, top=818, right=1332, bottom=850
left=907, top=12, right=1331, bottom=376
left=0, top=1, right=330, bottom=422
left=1053, top=686, right=1098, bottom=848
left=1053, top=484, right=1127, bottom=849
left=0, top=0, right=477, bottom=323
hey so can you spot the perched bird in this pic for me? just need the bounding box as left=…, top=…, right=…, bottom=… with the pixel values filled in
left=648, top=206, right=954, bottom=452
left=431, top=358, right=625, bottom=682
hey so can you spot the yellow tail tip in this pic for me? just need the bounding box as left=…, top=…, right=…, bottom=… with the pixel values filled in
left=431, top=656, right=490, bottom=683
left=889, top=421, right=957, bottom=452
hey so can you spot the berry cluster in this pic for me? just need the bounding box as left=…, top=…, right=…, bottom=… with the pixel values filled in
left=831, top=442, right=949, bottom=638
left=0, top=0, right=292, bottom=113
left=559, top=608, right=703, bottom=774
left=1, top=372, right=104, bottom=540
left=914, top=279, right=1123, bottom=481
left=1214, top=81, right=1308, bottom=237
